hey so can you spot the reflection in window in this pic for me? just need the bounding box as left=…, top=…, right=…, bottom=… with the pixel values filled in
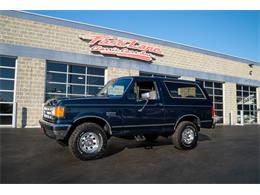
left=45, top=62, right=105, bottom=101
left=0, top=56, right=16, bottom=126
left=197, top=80, right=223, bottom=124
left=237, top=85, right=257, bottom=124
left=164, top=81, right=205, bottom=99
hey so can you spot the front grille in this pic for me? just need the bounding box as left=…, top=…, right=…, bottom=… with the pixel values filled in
left=43, top=106, right=54, bottom=121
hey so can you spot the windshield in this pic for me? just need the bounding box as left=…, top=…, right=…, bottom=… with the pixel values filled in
left=97, top=78, right=132, bottom=97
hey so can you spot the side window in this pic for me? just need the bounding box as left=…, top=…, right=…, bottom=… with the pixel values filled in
left=165, top=82, right=205, bottom=99
left=128, top=81, right=158, bottom=100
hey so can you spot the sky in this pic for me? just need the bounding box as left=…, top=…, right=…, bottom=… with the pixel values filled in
left=28, top=10, right=259, bottom=62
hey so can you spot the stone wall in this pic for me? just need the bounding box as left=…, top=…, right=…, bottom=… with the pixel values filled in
left=15, top=57, right=46, bottom=127
left=223, top=83, right=237, bottom=125
left=1, top=15, right=260, bottom=81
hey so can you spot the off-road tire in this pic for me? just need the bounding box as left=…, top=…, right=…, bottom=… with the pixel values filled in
left=172, top=121, right=198, bottom=150
left=68, top=122, right=107, bottom=160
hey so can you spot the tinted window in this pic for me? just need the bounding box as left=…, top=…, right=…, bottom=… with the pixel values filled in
left=87, top=76, right=104, bottom=85
left=0, top=68, right=15, bottom=79
left=0, top=80, right=14, bottom=90
left=0, top=91, right=13, bottom=102
left=47, top=72, right=67, bottom=83
left=0, top=57, right=16, bottom=67
left=87, top=67, right=104, bottom=75
left=46, top=83, right=66, bottom=93
left=0, top=103, right=13, bottom=114
left=165, top=82, right=205, bottom=99
left=0, top=115, right=12, bottom=125
left=68, top=74, right=85, bottom=84
left=69, top=65, right=85, bottom=74
left=87, top=86, right=102, bottom=95
left=47, top=62, right=67, bottom=72
left=68, top=85, right=85, bottom=95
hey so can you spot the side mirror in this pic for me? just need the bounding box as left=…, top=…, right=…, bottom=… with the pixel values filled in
left=141, top=92, right=150, bottom=100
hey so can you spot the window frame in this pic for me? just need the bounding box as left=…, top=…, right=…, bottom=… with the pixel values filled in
left=45, top=61, right=105, bottom=100
left=163, top=80, right=207, bottom=100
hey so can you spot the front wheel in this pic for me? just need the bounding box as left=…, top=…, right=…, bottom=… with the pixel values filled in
left=172, top=121, right=198, bottom=150
left=69, top=122, right=107, bottom=160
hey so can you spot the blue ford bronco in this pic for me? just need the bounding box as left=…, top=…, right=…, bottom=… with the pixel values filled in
left=39, top=76, right=214, bottom=160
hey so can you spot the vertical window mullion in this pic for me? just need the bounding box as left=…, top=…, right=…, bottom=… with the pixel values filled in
left=85, top=66, right=88, bottom=96
left=66, top=64, right=69, bottom=97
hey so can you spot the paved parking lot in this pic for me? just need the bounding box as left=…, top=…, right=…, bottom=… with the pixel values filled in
left=0, top=125, right=259, bottom=183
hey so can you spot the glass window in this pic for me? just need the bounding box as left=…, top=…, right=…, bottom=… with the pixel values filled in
left=0, top=115, right=12, bottom=125
left=0, top=103, right=13, bottom=114
left=196, top=79, right=223, bottom=124
left=237, top=84, right=257, bottom=124
left=46, top=83, right=66, bottom=93
left=0, top=80, right=14, bottom=90
left=0, top=56, right=16, bottom=127
left=45, top=62, right=105, bottom=101
left=87, top=86, right=102, bottom=95
left=0, top=91, right=13, bottom=102
left=47, top=62, right=67, bottom=72
left=205, top=81, right=213, bottom=88
left=214, top=82, right=223, bottom=89
left=47, top=72, right=67, bottom=83
left=97, top=78, right=132, bottom=97
left=68, top=75, right=85, bottom=84
left=0, top=68, right=15, bottom=79
left=0, top=57, right=16, bottom=67
left=164, top=82, right=205, bottom=99
left=87, top=76, right=104, bottom=85
left=68, top=85, right=85, bottom=95
left=69, top=65, right=86, bottom=74
left=88, top=67, right=105, bottom=76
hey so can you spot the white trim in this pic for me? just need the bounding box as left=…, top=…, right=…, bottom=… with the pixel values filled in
left=0, top=77, right=15, bottom=81
left=0, top=65, right=16, bottom=69
left=0, top=113, right=13, bottom=116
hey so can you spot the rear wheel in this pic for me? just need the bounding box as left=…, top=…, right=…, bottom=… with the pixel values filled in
left=144, top=134, right=159, bottom=142
left=68, top=122, right=107, bottom=160
left=172, top=121, right=198, bottom=150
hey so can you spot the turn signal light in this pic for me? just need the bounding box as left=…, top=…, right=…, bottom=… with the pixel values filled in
left=52, top=106, right=65, bottom=117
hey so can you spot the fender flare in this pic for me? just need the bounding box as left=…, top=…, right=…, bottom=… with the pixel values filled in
left=174, top=114, right=200, bottom=130
left=73, top=115, right=112, bottom=135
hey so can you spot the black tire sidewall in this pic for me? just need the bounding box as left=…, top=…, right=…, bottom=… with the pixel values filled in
left=69, top=123, right=107, bottom=160
left=175, top=121, right=198, bottom=150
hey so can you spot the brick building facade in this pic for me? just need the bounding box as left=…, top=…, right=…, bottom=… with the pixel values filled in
left=0, top=10, right=259, bottom=127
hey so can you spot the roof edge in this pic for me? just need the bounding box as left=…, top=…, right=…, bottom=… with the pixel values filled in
left=1, top=10, right=259, bottom=66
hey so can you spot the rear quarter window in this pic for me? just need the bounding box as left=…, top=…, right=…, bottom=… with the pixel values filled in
left=164, top=81, right=205, bottom=99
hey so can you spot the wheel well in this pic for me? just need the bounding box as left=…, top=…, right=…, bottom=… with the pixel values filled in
left=174, top=115, right=200, bottom=131
left=65, top=117, right=111, bottom=140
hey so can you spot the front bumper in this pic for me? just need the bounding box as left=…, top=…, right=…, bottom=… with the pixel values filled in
left=39, top=119, right=71, bottom=140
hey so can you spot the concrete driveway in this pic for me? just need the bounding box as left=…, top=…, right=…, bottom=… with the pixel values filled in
left=0, top=125, right=259, bottom=183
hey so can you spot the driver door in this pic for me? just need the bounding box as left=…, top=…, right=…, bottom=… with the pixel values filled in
left=121, top=79, right=165, bottom=134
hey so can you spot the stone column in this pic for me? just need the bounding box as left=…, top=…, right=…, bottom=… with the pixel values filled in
left=223, top=82, right=237, bottom=125
left=15, top=57, right=46, bottom=127
left=106, top=67, right=139, bottom=83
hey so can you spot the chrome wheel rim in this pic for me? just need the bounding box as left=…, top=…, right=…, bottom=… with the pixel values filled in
left=79, top=132, right=100, bottom=154
left=181, top=127, right=195, bottom=145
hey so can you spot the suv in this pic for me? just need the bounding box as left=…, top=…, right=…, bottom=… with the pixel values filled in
left=40, top=76, right=214, bottom=160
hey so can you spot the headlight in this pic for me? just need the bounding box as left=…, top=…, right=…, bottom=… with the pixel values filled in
left=51, top=106, right=65, bottom=117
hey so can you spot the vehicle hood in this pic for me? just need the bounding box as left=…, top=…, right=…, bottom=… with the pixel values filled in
left=45, top=96, right=121, bottom=107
